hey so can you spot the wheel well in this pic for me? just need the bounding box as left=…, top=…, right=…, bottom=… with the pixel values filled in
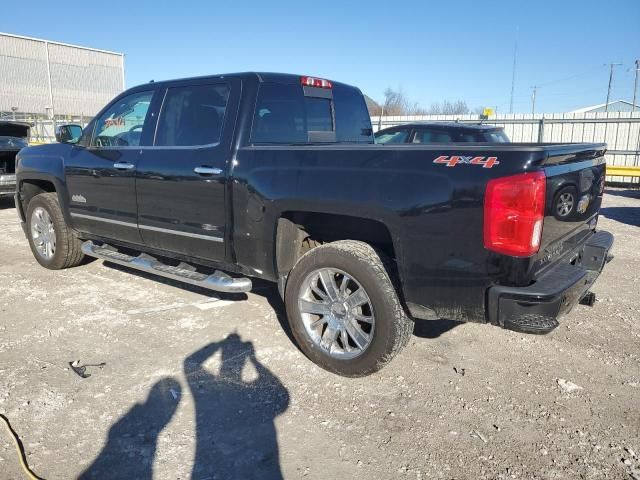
left=20, top=180, right=56, bottom=213
left=275, top=211, right=397, bottom=275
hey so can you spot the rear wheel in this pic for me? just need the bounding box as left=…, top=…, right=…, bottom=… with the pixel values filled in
left=284, top=240, right=412, bottom=377
left=26, top=192, right=84, bottom=269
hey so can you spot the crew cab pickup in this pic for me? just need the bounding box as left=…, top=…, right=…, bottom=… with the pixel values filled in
left=15, top=72, right=613, bottom=376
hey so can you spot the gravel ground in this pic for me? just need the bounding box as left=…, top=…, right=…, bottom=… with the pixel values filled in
left=0, top=190, right=639, bottom=480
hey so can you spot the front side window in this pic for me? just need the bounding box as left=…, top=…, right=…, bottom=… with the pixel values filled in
left=92, top=91, right=153, bottom=147
left=155, top=84, right=230, bottom=147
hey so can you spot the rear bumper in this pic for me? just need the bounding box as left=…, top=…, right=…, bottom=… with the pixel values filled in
left=487, top=230, right=614, bottom=333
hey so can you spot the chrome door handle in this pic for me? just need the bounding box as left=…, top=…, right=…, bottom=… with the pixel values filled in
left=113, top=162, right=135, bottom=170
left=194, top=166, right=223, bottom=175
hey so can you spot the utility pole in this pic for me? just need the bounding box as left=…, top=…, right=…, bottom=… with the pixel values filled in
left=633, top=59, right=639, bottom=113
left=604, top=63, right=622, bottom=112
left=531, top=86, right=538, bottom=114
left=509, top=41, right=517, bottom=114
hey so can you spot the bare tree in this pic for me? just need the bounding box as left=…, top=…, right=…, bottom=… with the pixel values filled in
left=374, top=88, right=472, bottom=116
left=381, top=88, right=411, bottom=116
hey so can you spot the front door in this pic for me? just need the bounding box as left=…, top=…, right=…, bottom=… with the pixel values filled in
left=65, top=89, right=157, bottom=245
left=135, top=79, right=239, bottom=262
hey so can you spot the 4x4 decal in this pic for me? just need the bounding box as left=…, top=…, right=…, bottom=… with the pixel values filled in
left=433, top=155, right=500, bottom=168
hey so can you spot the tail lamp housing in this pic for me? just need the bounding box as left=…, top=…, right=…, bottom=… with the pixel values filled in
left=301, top=76, right=332, bottom=89
left=484, top=171, right=546, bottom=257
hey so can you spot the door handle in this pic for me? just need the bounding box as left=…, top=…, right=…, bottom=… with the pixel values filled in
left=113, top=162, right=135, bottom=170
left=194, top=166, right=223, bottom=175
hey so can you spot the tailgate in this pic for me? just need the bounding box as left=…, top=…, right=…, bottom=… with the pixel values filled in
left=533, top=143, right=607, bottom=274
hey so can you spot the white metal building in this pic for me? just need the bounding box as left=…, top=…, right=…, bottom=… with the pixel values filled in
left=569, top=100, right=640, bottom=113
left=0, top=32, right=124, bottom=120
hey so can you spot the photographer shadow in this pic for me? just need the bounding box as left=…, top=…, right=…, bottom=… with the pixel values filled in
left=79, top=334, right=289, bottom=480
left=184, top=333, right=290, bottom=479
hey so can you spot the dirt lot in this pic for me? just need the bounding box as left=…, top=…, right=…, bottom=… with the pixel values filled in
left=1, top=190, right=639, bottom=480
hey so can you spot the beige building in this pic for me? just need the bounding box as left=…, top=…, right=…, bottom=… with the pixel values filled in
left=0, top=32, right=124, bottom=120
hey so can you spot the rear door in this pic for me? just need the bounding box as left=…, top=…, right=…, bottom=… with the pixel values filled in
left=66, top=89, right=157, bottom=244
left=135, top=79, right=240, bottom=261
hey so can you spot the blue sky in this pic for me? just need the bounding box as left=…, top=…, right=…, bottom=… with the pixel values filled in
left=2, top=0, right=639, bottom=113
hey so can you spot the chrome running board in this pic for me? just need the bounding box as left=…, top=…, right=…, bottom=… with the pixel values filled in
left=81, top=241, right=252, bottom=293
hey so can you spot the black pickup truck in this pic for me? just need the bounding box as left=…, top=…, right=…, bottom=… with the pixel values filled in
left=0, top=121, right=30, bottom=197
left=15, top=72, right=613, bottom=376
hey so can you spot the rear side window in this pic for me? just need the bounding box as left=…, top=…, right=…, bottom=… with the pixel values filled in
left=155, top=84, right=230, bottom=147
left=251, top=84, right=307, bottom=144
left=251, top=83, right=373, bottom=144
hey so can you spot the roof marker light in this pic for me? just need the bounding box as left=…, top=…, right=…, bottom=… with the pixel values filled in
left=301, top=76, right=332, bottom=89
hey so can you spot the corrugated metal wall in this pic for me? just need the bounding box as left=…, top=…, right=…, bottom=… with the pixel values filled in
left=0, top=33, right=124, bottom=117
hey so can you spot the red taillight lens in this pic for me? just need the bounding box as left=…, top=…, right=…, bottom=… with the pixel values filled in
left=484, top=171, right=546, bottom=257
left=301, top=76, right=332, bottom=89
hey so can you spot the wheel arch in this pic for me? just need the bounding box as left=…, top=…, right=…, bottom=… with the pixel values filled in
left=17, top=178, right=56, bottom=221
left=274, top=211, right=403, bottom=300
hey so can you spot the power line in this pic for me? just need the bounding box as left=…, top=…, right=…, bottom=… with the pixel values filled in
left=633, top=59, right=639, bottom=113
left=531, top=86, right=537, bottom=114
left=509, top=41, right=517, bottom=114
left=604, top=63, right=623, bottom=112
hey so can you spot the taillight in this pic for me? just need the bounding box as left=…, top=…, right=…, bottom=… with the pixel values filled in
left=301, top=76, right=332, bottom=89
left=484, top=171, right=546, bottom=257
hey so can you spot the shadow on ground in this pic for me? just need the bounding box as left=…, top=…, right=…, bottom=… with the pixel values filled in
left=105, top=261, right=462, bottom=343
left=605, top=188, right=640, bottom=200
left=600, top=206, right=640, bottom=227
left=79, top=334, right=290, bottom=480
left=412, top=318, right=462, bottom=338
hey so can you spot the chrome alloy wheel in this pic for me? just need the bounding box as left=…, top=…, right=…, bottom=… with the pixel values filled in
left=31, top=207, right=56, bottom=259
left=298, top=268, right=375, bottom=359
left=557, top=192, right=574, bottom=217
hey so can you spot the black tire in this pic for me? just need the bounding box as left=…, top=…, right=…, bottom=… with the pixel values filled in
left=26, top=192, right=84, bottom=270
left=553, top=186, right=577, bottom=220
left=284, top=240, right=413, bottom=377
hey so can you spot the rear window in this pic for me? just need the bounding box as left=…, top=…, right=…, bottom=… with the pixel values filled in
left=333, top=86, right=373, bottom=143
left=251, top=83, right=373, bottom=144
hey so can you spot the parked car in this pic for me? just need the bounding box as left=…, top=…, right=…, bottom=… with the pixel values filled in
left=0, top=121, right=30, bottom=197
left=15, top=73, right=613, bottom=376
left=375, top=122, right=510, bottom=144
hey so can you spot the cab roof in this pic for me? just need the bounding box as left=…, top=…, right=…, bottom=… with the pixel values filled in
left=136, top=72, right=356, bottom=90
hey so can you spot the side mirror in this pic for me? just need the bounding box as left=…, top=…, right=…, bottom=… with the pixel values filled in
left=55, top=124, right=83, bottom=144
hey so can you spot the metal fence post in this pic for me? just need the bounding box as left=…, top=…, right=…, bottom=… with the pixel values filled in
left=537, top=117, right=545, bottom=143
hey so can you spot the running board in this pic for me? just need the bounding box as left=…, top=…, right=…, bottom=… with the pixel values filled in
left=81, top=241, right=252, bottom=293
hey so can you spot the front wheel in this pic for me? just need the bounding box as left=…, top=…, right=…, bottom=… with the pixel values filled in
left=26, top=192, right=84, bottom=269
left=284, top=240, right=413, bottom=377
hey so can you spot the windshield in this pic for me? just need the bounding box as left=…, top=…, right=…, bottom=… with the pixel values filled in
left=458, top=130, right=510, bottom=142
left=0, top=136, right=28, bottom=149
left=375, top=130, right=409, bottom=144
